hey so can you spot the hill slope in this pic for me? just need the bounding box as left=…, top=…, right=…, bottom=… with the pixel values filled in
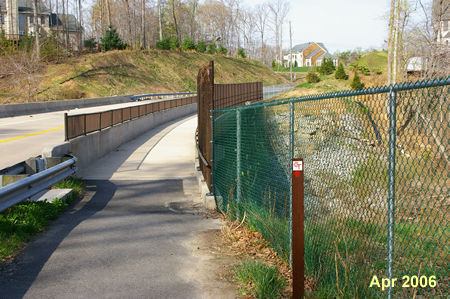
left=0, top=50, right=287, bottom=103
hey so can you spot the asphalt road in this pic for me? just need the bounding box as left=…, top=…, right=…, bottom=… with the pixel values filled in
left=0, top=99, right=168, bottom=169
left=0, top=116, right=225, bottom=298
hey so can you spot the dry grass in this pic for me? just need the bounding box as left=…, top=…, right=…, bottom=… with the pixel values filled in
left=0, top=50, right=287, bottom=104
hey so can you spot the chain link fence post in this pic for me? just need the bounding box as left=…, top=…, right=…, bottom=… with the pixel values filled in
left=387, top=87, right=397, bottom=299
left=236, top=108, right=242, bottom=220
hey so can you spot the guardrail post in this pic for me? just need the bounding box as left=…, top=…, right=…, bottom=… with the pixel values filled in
left=64, top=113, right=68, bottom=141
left=292, top=158, right=304, bottom=299
left=387, top=88, right=397, bottom=299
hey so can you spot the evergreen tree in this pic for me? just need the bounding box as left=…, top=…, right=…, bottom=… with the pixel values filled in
left=318, top=57, right=336, bottom=75
left=218, top=45, right=227, bottom=55
left=350, top=70, right=364, bottom=90
left=100, top=26, right=126, bottom=51
left=238, top=48, right=246, bottom=58
left=306, top=71, right=320, bottom=83
left=334, top=62, right=348, bottom=80
left=196, top=41, right=207, bottom=53
left=207, top=42, right=217, bottom=54
left=294, top=60, right=298, bottom=68
left=181, top=37, right=196, bottom=51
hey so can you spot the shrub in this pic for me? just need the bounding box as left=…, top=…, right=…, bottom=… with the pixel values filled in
left=334, top=62, right=348, bottom=80
left=358, top=65, right=371, bottom=75
left=238, top=48, right=246, bottom=58
left=84, top=37, right=97, bottom=51
left=319, top=57, right=335, bottom=75
left=207, top=42, right=217, bottom=54
left=181, top=37, right=196, bottom=51
left=306, top=71, right=320, bottom=83
left=196, top=40, right=207, bottom=53
left=218, top=44, right=227, bottom=55
left=294, top=60, right=298, bottom=67
left=100, top=26, right=126, bottom=51
left=351, top=70, right=364, bottom=90
left=271, top=60, right=276, bottom=68
left=156, top=37, right=179, bottom=50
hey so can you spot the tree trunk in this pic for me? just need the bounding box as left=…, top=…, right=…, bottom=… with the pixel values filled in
left=33, top=0, right=40, bottom=59
left=171, top=0, right=180, bottom=43
left=78, top=0, right=82, bottom=52
left=141, top=0, right=145, bottom=48
left=393, top=0, right=401, bottom=84
left=124, top=0, right=133, bottom=46
left=106, top=0, right=112, bottom=27
left=387, top=0, right=395, bottom=85
left=158, top=0, right=162, bottom=40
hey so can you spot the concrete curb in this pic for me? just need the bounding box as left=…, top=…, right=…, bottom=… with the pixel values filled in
left=0, top=95, right=133, bottom=118
left=43, top=103, right=197, bottom=172
left=194, top=157, right=216, bottom=210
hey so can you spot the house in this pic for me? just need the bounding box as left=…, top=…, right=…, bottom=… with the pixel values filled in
left=407, top=0, right=449, bottom=72
left=283, top=42, right=338, bottom=67
left=433, top=0, right=450, bottom=45
left=0, top=0, right=82, bottom=50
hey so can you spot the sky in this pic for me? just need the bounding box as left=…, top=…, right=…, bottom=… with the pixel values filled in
left=242, top=0, right=393, bottom=53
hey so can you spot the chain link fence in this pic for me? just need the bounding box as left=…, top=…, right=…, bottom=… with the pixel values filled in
left=212, top=78, right=448, bottom=297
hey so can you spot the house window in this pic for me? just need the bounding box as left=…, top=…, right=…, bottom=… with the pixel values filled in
left=41, top=16, right=45, bottom=25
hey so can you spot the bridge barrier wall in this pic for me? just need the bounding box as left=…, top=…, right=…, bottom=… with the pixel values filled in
left=0, top=95, right=134, bottom=118
left=43, top=103, right=197, bottom=171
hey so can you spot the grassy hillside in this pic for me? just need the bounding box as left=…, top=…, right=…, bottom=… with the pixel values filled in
left=354, top=50, right=388, bottom=73
left=278, top=50, right=389, bottom=99
left=0, top=50, right=287, bottom=103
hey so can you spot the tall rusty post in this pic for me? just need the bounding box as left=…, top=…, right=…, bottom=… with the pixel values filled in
left=197, top=61, right=214, bottom=191
left=292, top=158, right=304, bottom=299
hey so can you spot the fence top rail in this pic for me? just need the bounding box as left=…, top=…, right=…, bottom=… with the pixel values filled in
left=131, top=92, right=197, bottom=100
left=67, top=95, right=196, bottom=118
left=212, top=77, right=449, bottom=113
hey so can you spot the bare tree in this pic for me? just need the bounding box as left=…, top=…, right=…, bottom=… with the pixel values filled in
left=158, top=0, right=163, bottom=40
left=254, top=3, right=269, bottom=63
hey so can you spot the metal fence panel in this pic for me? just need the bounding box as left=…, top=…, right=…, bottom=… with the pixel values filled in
left=212, top=78, right=449, bottom=298
left=65, top=96, right=197, bottom=140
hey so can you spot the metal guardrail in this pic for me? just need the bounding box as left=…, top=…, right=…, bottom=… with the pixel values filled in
left=131, top=92, right=197, bottom=101
left=0, top=156, right=77, bottom=212
left=65, top=96, right=197, bottom=140
left=263, top=84, right=296, bottom=100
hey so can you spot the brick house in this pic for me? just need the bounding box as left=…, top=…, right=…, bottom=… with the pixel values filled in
left=283, top=42, right=338, bottom=67
left=0, top=0, right=82, bottom=50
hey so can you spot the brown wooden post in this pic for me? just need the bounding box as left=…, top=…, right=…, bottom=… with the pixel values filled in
left=292, top=158, right=304, bottom=299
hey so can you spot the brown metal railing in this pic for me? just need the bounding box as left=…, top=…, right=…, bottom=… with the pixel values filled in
left=196, top=61, right=263, bottom=191
left=65, top=96, right=197, bottom=140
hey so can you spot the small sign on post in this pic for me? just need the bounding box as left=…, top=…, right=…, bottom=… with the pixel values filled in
left=292, top=158, right=304, bottom=299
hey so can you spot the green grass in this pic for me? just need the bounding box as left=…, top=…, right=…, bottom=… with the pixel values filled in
left=234, top=259, right=286, bottom=299
left=0, top=199, right=68, bottom=261
left=52, top=177, right=84, bottom=200
left=0, top=177, right=84, bottom=262
left=353, top=50, right=387, bottom=72
left=296, top=82, right=315, bottom=89
left=274, top=66, right=314, bottom=73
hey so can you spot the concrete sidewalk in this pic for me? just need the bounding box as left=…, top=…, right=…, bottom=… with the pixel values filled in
left=0, top=115, right=232, bottom=298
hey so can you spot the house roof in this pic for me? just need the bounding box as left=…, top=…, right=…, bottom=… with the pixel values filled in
left=306, top=48, right=322, bottom=59
left=0, top=0, right=50, bottom=13
left=291, top=42, right=330, bottom=54
left=52, top=13, right=82, bottom=31
left=318, top=52, right=336, bottom=59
